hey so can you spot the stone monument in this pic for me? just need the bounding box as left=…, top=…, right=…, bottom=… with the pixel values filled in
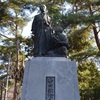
left=21, top=4, right=80, bottom=100
left=21, top=57, right=80, bottom=100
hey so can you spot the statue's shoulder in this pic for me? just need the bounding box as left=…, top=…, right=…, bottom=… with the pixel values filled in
left=33, top=14, right=41, bottom=21
left=34, top=14, right=40, bottom=18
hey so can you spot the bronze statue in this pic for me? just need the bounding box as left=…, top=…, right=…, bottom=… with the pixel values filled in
left=31, top=4, right=52, bottom=56
left=47, top=27, right=69, bottom=57
left=31, top=4, right=69, bottom=57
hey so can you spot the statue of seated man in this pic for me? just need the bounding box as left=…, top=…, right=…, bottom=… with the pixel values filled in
left=47, top=27, right=70, bottom=57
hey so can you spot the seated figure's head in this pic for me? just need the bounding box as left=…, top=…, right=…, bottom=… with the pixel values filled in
left=55, top=27, right=63, bottom=34
left=39, top=4, right=47, bottom=13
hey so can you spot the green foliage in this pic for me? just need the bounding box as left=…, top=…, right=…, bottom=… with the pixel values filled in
left=78, top=59, right=100, bottom=100
left=48, top=5, right=62, bottom=28
left=0, top=36, right=26, bottom=62
left=67, top=25, right=97, bottom=60
left=0, top=2, right=10, bottom=26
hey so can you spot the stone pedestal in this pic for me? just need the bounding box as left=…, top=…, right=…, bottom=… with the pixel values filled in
left=21, top=57, right=80, bottom=100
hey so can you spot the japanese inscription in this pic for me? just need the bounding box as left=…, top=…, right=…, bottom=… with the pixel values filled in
left=46, top=77, right=55, bottom=100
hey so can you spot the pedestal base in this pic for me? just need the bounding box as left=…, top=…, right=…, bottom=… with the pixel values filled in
left=21, top=57, right=80, bottom=100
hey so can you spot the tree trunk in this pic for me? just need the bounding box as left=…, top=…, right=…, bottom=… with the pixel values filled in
left=0, top=85, right=2, bottom=100
left=89, top=5, right=100, bottom=51
left=13, top=23, right=19, bottom=100
left=13, top=78, right=17, bottom=100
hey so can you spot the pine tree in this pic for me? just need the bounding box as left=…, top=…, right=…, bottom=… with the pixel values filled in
left=78, top=59, right=100, bottom=100
left=0, top=0, right=36, bottom=99
left=65, top=0, right=100, bottom=50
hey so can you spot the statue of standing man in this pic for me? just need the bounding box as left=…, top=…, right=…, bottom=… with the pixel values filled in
left=31, top=4, right=52, bottom=57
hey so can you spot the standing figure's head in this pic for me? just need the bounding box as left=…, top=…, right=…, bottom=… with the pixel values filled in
left=39, top=4, right=47, bottom=13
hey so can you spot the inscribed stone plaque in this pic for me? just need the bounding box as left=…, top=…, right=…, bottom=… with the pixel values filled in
left=46, top=77, right=55, bottom=100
